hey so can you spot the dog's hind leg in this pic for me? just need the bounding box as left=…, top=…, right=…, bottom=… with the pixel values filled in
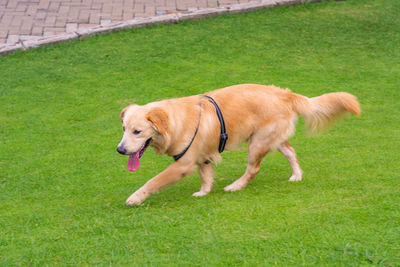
left=278, top=141, right=303, bottom=181
left=224, top=135, right=271, bottom=192
left=193, top=163, right=214, bottom=197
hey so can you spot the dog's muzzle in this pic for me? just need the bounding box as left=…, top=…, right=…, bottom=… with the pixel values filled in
left=117, top=145, right=127, bottom=155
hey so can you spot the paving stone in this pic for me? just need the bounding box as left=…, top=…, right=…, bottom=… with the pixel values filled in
left=45, top=15, right=56, bottom=26
left=8, top=27, right=22, bottom=35
left=6, top=34, right=19, bottom=44
left=156, top=10, right=167, bottom=15
left=43, top=31, right=55, bottom=36
left=89, top=13, right=101, bottom=24
left=32, top=26, right=44, bottom=35
left=56, top=17, right=67, bottom=26
left=19, top=35, right=42, bottom=41
left=78, top=9, right=90, bottom=23
left=48, top=2, right=60, bottom=12
left=10, top=15, right=23, bottom=27
left=16, top=4, right=27, bottom=12
left=6, top=1, right=18, bottom=9
left=66, top=23, right=78, bottom=33
left=27, top=5, right=38, bottom=15
left=58, top=5, right=70, bottom=14
left=207, top=1, right=219, bottom=8
left=0, top=30, right=8, bottom=38
left=35, top=11, right=47, bottom=20
left=38, top=0, right=50, bottom=9
left=1, top=14, right=13, bottom=26
left=91, top=3, right=102, bottom=10
left=21, top=19, right=33, bottom=31
left=78, top=23, right=97, bottom=30
left=100, top=19, right=111, bottom=26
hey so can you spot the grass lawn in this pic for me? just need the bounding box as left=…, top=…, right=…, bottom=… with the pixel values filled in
left=1, top=0, right=399, bottom=265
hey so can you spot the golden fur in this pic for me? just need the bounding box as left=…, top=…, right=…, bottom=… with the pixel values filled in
left=117, top=84, right=360, bottom=205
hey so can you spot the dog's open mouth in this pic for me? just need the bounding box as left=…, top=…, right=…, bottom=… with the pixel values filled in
left=127, top=138, right=152, bottom=172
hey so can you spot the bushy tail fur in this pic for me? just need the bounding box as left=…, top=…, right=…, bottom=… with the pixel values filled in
left=291, top=92, right=361, bottom=134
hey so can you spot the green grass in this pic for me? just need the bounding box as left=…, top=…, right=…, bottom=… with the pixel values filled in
left=1, top=0, right=399, bottom=265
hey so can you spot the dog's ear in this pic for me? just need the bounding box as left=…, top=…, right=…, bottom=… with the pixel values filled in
left=120, top=105, right=137, bottom=122
left=146, top=108, right=169, bottom=135
left=120, top=106, right=129, bottom=122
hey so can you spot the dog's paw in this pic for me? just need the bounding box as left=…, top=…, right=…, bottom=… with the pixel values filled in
left=288, top=175, right=302, bottom=182
left=224, top=182, right=245, bottom=192
left=192, top=191, right=209, bottom=197
left=126, top=193, right=144, bottom=206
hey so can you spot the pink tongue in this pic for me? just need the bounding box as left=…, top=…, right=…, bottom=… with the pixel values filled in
left=127, top=152, right=140, bottom=172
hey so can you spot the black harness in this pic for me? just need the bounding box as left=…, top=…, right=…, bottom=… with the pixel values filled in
left=173, top=95, right=228, bottom=161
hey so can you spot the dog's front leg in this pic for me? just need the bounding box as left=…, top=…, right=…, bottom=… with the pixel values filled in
left=126, top=162, right=196, bottom=206
left=192, top=163, right=214, bottom=197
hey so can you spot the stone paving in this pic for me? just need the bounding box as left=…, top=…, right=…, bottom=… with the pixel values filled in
left=0, top=0, right=321, bottom=54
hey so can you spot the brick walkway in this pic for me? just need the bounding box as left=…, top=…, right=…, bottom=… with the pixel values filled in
left=0, top=0, right=319, bottom=54
left=0, top=0, right=257, bottom=44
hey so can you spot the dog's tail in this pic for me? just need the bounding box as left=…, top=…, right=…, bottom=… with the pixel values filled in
left=291, top=91, right=361, bottom=134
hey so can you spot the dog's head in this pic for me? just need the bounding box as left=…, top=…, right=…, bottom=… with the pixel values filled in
left=117, top=104, right=169, bottom=171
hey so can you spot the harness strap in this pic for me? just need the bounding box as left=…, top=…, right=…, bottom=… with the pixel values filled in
left=173, top=103, right=202, bottom=161
left=173, top=95, right=228, bottom=161
left=203, top=95, right=228, bottom=153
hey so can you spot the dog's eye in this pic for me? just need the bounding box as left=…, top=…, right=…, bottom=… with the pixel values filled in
left=133, top=130, right=141, bottom=135
left=123, top=126, right=126, bottom=131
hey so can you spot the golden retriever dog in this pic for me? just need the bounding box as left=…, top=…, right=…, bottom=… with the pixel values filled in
left=117, top=84, right=360, bottom=206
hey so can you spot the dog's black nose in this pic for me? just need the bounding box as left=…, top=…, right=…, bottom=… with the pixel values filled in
left=117, top=146, right=127, bottom=155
